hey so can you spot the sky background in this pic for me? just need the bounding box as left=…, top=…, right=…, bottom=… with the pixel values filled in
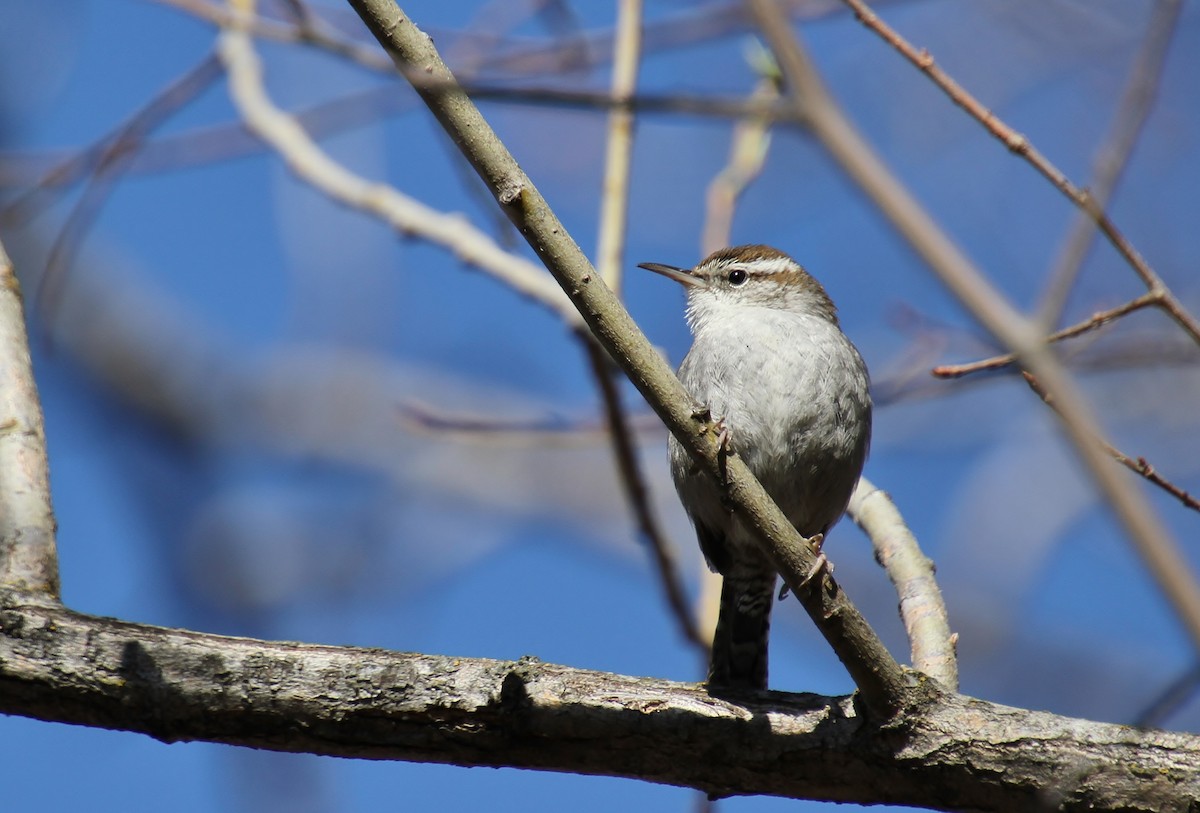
left=2, top=1, right=1200, bottom=811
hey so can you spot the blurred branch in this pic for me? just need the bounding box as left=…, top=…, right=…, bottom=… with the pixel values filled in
left=348, top=0, right=910, bottom=718
left=701, top=60, right=781, bottom=256
left=0, top=240, right=59, bottom=600
left=151, top=0, right=880, bottom=77
left=583, top=341, right=707, bottom=654
left=1035, top=0, right=1184, bottom=328
left=3, top=596, right=1200, bottom=810
left=0, top=87, right=803, bottom=197
left=33, top=54, right=224, bottom=321
left=147, top=0, right=397, bottom=70
left=1136, top=661, right=1200, bottom=729
left=744, top=0, right=1200, bottom=653
left=396, top=399, right=651, bottom=444
left=848, top=478, right=957, bottom=690
left=837, top=0, right=1200, bottom=347
left=1, top=53, right=222, bottom=229
left=1021, top=372, right=1200, bottom=515
left=587, top=2, right=707, bottom=655
left=931, top=291, right=1159, bottom=379
left=216, top=23, right=581, bottom=328
left=594, top=0, right=641, bottom=294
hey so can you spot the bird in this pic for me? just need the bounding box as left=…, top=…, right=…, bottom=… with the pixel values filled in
left=640, top=244, right=871, bottom=690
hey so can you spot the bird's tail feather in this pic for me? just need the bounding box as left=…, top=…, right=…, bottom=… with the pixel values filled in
left=708, top=570, right=776, bottom=690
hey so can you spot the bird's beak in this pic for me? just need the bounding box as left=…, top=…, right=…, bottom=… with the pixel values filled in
left=638, top=261, right=706, bottom=288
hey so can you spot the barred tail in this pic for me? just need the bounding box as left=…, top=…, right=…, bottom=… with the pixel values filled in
left=708, top=569, right=777, bottom=690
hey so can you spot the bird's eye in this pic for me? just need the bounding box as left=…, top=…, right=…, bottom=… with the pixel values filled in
left=727, top=269, right=748, bottom=285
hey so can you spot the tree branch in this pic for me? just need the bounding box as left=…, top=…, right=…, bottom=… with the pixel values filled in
left=0, top=241, right=59, bottom=600
left=1, top=592, right=1197, bottom=812
left=342, top=0, right=909, bottom=717
left=849, top=478, right=956, bottom=689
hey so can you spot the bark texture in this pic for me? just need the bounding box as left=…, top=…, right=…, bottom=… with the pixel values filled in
left=1, top=591, right=1197, bottom=812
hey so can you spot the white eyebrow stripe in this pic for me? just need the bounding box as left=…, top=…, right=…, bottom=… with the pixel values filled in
left=737, top=257, right=794, bottom=275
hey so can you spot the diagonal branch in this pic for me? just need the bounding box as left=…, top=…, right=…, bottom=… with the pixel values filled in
left=1021, top=372, right=1200, bottom=516
left=216, top=26, right=581, bottom=328
left=1035, top=0, right=1185, bottom=328
left=344, top=0, right=910, bottom=718
left=849, top=478, right=956, bottom=689
left=837, top=0, right=1200, bottom=347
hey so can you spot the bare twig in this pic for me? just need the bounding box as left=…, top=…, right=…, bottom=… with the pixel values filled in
left=745, top=0, right=1200, bottom=653
left=1, top=86, right=805, bottom=203
left=837, top=0, right=1200, bottom=347
left=1035, top=0, right=1184, bottom=328
left=0, top=240, right=59, bottom=600
left=849, top=478, right=957, bottom=690
left=1021, top=372, right=1200, bottom=515
left=348, top=0, right=910, bottom=717
left=931, top=291, right=1160, bottom=379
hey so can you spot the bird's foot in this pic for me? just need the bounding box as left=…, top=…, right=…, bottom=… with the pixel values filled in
left=714, top=415, right=733, bottom=455
left=800, top=533, right=831, bottom=589
left=778, top=534, right=830, bottom=598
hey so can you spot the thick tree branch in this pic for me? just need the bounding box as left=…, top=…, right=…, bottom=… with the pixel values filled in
left=341, top=0, right=908, bottom=716
left=1, top=593, right=1197, bottom=812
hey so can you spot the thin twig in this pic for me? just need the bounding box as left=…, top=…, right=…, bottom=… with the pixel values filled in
left=0, top=239, right=60, bottom=600
left=0, top=87, right=804, bottom=204
left=837, top=0, right=1200, bottom=348
left=1022, top=372, right=1200, bottom=515
left=932, top=291, right=1160, bottom=379
left=1035, top=0, right=1184, bottom=329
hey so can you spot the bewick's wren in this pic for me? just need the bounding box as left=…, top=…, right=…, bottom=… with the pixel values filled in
left=641, top=244, right=871, bottom=690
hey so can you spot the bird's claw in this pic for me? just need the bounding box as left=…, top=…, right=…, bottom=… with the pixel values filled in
left=714, top=416, right=733, bottom=455
left=778, top=534, right=831, bottom=598
left=799, top=533, right=830, bottom=590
